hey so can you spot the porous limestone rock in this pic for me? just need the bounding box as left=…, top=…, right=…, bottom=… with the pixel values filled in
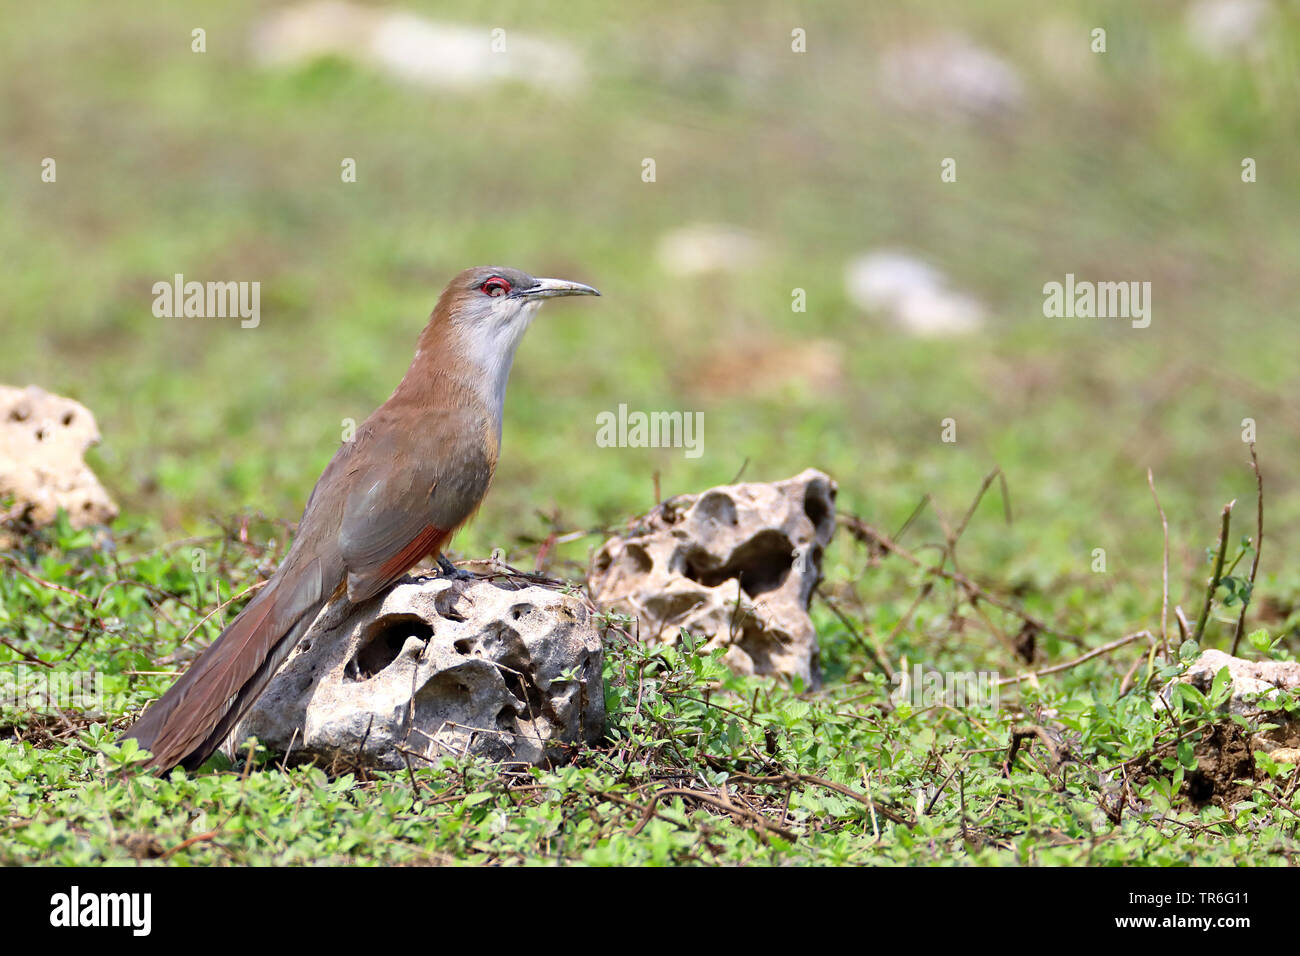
left=230, top=575, right=605, bottom=769
left=588, top=469, right=836, bottom=688
left=0, top=385, right=117, bottom=546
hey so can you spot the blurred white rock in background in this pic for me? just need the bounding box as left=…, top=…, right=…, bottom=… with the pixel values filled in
left=877, top=33, right=1025, bottom=119
left=251, top=1, right=584, bottom=93
left=656, top=223, right=768, bottom=276
left=1185, top=0, right=1272, bottom=58
left=845, top=250, right=985, bottom=336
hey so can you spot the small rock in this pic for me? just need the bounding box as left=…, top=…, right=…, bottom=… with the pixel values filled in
left=0, top=385, right=117, bottom=546
left=230, top=575, right=605, bottom=769
left=588, top=469, right=836, bottom=688
left=1186, top=0, right=1272, bottom=59
left=844, top=250, right=985, bottom=336
left=251, top=1, right=585, bottom=94
left=655, top=224, right=767, bottom=276
left=877, top=33, right=1024, bottom=119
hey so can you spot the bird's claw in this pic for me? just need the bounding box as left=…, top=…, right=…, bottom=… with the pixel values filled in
left=436, top=555, right=476, bottom=581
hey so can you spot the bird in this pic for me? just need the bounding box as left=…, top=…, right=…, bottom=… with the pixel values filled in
left=125, top=266, right=600, bottom=772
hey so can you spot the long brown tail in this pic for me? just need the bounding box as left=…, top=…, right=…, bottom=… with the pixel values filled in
left=126, top=571, right=325, bottom=772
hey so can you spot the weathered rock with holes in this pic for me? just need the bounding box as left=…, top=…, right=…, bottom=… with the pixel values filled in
left=228, top=575, right=605, bottom=769
left=0, top=385, right=118, bottom=546
left=587, top=469, right=836, bottom=688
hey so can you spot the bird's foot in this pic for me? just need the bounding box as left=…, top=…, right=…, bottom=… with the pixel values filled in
left=436, top=554, right=477, bottom=581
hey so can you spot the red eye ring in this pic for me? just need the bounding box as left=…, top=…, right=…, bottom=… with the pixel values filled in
left=481, top=277, right=511, bottom=297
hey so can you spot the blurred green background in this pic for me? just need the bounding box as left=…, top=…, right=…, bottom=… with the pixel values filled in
left=2, top=0, right=1297, bottom=634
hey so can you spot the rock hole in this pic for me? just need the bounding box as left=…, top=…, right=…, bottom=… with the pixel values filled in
left=736, top=623, right=786, bottom=675
left=681, top=529, right=794, bottom=597
left=694, top=490, right=738, bottom=526
left=502, top=669, right=543, bottom=720
left=495, top=705, right=518, bottom=732
left=659, top=496, right=686, bottom=524
left=621, top=543, right=654, bottom=575
left=803, top=478, right=836, bottom=540
left=345, top=614, right=432, bottom=681
left=434, top=588, right=467, bottom=622
left=643, top=588, right=709, bottom=623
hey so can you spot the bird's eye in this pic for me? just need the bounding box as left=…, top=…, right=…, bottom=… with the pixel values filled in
left=481, top=277, right=511, bottom=297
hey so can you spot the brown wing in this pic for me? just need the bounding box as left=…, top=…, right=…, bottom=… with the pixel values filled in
left=336, top=402, right=494, bottom=602
left=128, top=553, right=326, bottom=770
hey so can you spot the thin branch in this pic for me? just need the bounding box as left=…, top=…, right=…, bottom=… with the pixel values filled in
left=815, top=588, right=894, bottom=680
left=1147, top=468, right=1170, bottom=658
left=997, top=631, right=1151, bottom=687
left=1193, top=500, right=1234, bottom=643
left=1002, top=725, right=1062, bottom=776
left=1230, top=444, right=1263, bottom=656
left=891, top=494, right=931, bottom=544
left=839, top=513, right=1087, bottom=649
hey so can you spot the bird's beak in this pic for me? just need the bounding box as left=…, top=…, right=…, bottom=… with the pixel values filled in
left=515, top=277, right=601, bottom=300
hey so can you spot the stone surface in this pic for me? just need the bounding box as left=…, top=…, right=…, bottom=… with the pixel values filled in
left=844, top=250, right=985, bottom=336
left=230, top=575, right=605, bottom=769
left=588, top=469, right=836, bottom=687
left=251, top=1, right=584, bottom=94
left=0, top=385, right=118, bottom=546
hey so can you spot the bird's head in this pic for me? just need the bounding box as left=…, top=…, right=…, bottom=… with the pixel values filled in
left=424, top=265, right=599, bottom=413
left=440, top=265, right=598, bottom=347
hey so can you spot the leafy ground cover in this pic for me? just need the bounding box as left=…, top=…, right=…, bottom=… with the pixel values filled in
left=2, top=491, right=1297, bottom=865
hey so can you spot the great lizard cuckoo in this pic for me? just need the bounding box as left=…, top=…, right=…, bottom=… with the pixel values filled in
left=126, top=266, right=600, bottom=771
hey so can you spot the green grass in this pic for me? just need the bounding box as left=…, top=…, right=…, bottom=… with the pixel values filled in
left=2, top=0, right=1299, bottom=864
left=2, top=502, right=1298, bottom=865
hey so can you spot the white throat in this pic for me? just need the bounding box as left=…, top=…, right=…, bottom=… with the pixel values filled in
left=461, top=300, right=542, bottom=432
